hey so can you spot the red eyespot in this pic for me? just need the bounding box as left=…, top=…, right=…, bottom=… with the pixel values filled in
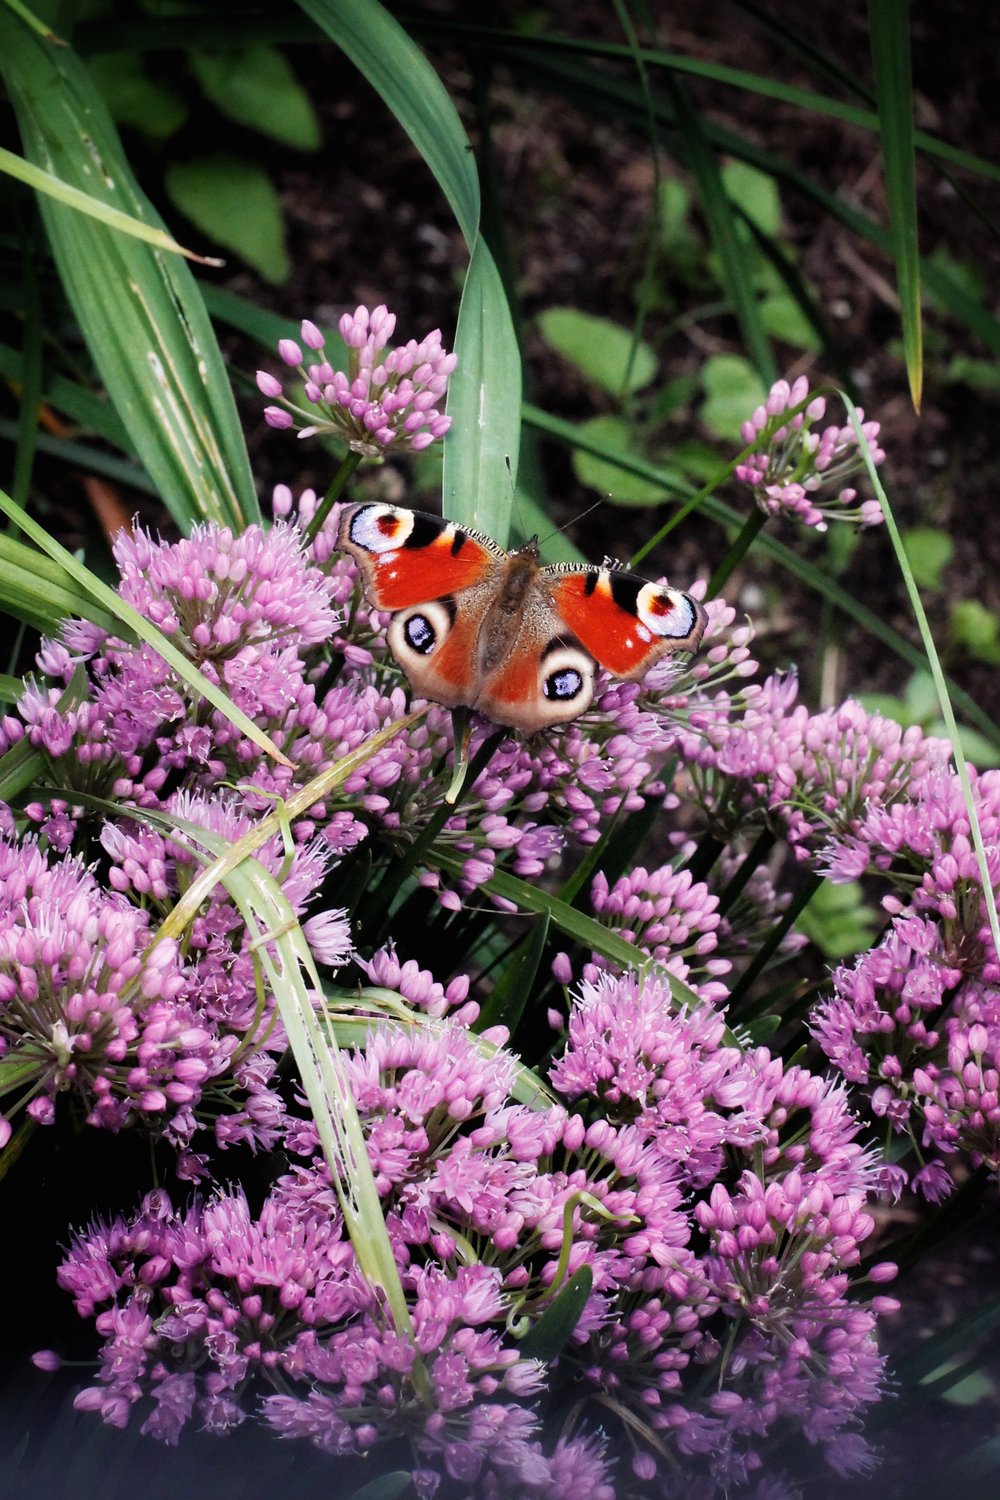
left=376, top=514, right=398, bottom=537
left=646, top=593, right=676, bottom=617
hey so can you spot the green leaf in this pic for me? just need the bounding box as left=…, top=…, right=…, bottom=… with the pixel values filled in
left=699, top=353, right=767, bottom=441
left=759, top=289, right=822, bottom=351
left=901, top=527, right=954, bottom=591
left=0, top=530, right=115, bottom=635
left=951, top=599, right=1000, bottom=665
left=165, top=154, right=290, bottom=284
left=442, top=239, right=521, bottom=547
left=572, top=415, right=665, bottom=505
left=189, top=45, right=321, bottom=150
left=797, top=880, right=877, bottom=960
left=476, top=913, right=551, bottom=1034
left=720, top=159, right=781, bottom=238
left=519, top=1266, right=593, bottom=1360
left=537, top=307, right=657, bottom=396
left=869, top=0, right=923, bottom=409
left=0, top=143, right=209, bottom=261
left=944, top=354, right=1000, bottom=397
left=87, top=53, right=188, bottom=139
left=0, top=9, right=259, bottom=531
left=299, top=0, right=521, bottom=547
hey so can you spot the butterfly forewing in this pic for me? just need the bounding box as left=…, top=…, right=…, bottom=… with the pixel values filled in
left=544, top=566, right=706, bottom=678
left=339, top=503, right=505, bottom=611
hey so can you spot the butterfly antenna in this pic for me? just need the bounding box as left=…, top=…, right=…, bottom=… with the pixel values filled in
left=538, top=496, right=606, bottom=549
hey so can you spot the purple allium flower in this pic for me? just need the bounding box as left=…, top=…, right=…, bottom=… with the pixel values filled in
left=736, top=377, right=885, bottom=530
left=0, top=839, right=216, bottom=1141
left=57, top=979, right=891, bottom=1493
left=814, top=765, right=1000, bottom=1197
left=258, top=306, right=455, bottom=457
left=679, top=670, right=949, bottom=859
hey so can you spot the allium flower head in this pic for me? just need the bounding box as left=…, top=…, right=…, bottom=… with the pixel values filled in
left=257, top=305, right=455, bottom=457
left=736, top=376, right=885, bottom=530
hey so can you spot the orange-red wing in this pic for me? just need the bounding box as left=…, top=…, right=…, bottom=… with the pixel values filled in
left=341, top=505, right=504, bottom=611
left=547, top=568, right=705, bottom=678
left=546, top=571, right=659, bottom=676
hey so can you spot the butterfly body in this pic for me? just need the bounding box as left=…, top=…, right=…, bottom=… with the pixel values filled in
left=338, top=503, right=706, bottom=735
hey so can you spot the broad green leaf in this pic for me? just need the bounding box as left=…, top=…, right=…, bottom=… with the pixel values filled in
left=721, top=159, right=781, bottom=238
left=760, top=290, right=822, bottom=351
left=901, top=527, right=954, bottom=591
left=868, top=0, right=922, bottom=409
left=797, top=880, right=877, bottom=960
left=189, top=45, right=321, bottom=150
left=166, top=154, right=290, bottom=284
left=87, top=53, right=188, bottom=139
left=572, top=415, right=665, bottom=505
left=951, top=600, right=1000, bottom=665
left=297, top=0, right=521, bottom=547
left=537, top=308, right=657, bottom=396
left=0, top=8, right=259, bottom=531
left=699, top=353, right=766, bottom=441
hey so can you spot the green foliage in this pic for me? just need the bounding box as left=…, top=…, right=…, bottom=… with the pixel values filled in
left=951, top=599, right=1000, bottom=664
left=536, top=307, right=658, bottom=395
left=165, top=153, right=291, bottom=284
left=902, top=526, right=954, bottom=591
left=699, top=353, right=767, bottom=441
left=86, top=53, right=188, bottom=139
left=571, top=415, right=667, bottom=504
left=188, top=45, right=321, bottom=149
left=796, top=879, right=877, bottom=960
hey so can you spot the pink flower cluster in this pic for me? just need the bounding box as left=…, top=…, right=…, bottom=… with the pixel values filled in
left=736, top=376, right=885, bottom=530
left=814, top=767, right=1000, bottom=1199
left=258, top=306, right=455, bottom=456
left=53, top=972, right=893, bottom=1493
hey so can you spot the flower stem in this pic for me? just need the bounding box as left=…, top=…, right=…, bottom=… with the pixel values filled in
left=707, top=509, right=768, bottom=598
left=304, top=450, right=364, bottom=543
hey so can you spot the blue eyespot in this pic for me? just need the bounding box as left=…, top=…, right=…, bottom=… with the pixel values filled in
left=404, top=614, right=436, bottom=655
left=545, top=667, right=583, bottom=702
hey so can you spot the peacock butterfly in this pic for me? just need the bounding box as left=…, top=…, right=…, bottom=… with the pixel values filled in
left=338, top=502, right=707, bottom=736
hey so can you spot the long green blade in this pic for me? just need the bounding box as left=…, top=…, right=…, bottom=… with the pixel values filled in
left=295, top=0, right=520, bottom=545
left=868, top=0, right=922, bottom=410
left=0, top=144, right=219, bottom=262
left=0, top=486, right=292, bottom=770
left=0, top=6, right=259, bottom=532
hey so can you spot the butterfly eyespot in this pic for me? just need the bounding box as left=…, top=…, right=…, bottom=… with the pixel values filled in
left=386, top=599, right=454, bottom=671
left=348, top=504, right=415, bottom=554
left=404, top=613, right=436, bottom=655
left=544, top=666, right=585, bottom=702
